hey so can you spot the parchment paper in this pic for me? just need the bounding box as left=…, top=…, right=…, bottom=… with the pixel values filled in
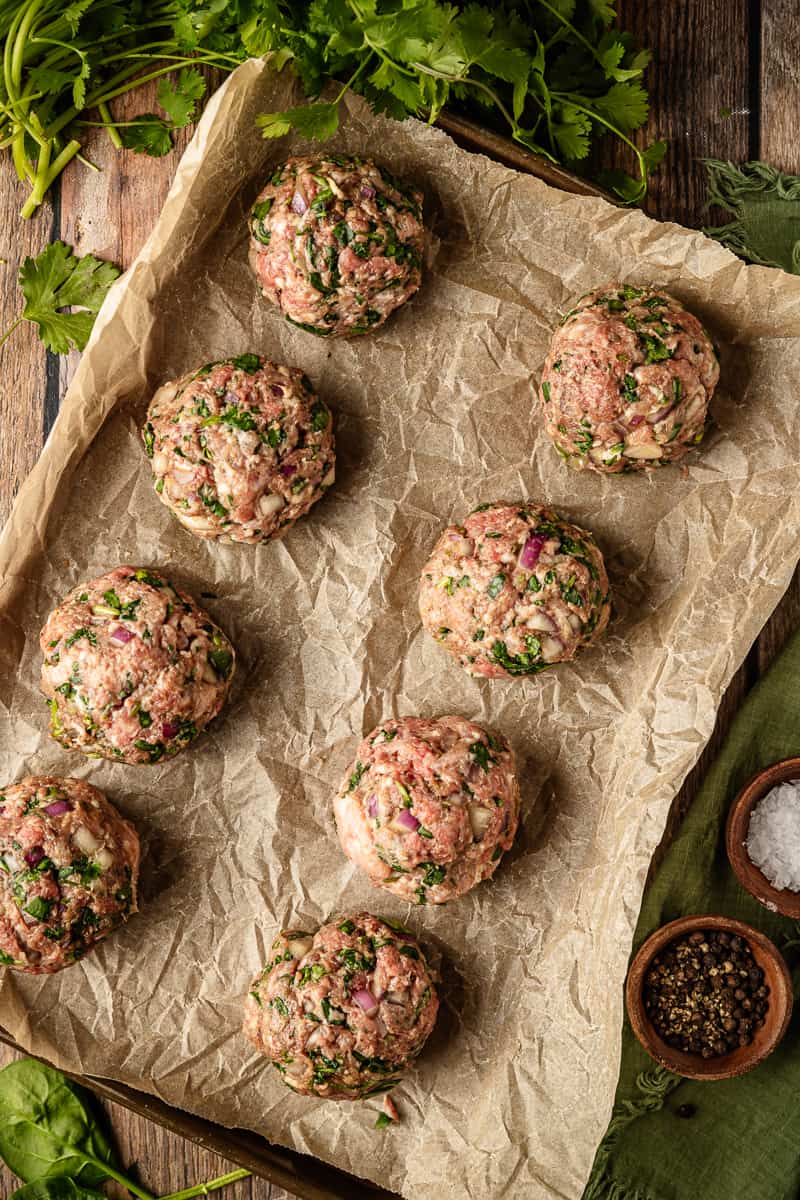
left=2, top=58, right=800, bottom=1200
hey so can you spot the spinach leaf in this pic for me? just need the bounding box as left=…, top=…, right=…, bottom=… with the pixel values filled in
left=0, top=1060, right=250, bottom=1200
left=0, top=1060, right=117, bottom=1189
left=10, top=1180, right=107, bottom=1200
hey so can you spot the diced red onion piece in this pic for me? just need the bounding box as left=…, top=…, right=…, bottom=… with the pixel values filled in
left=367, top=794, right=378, bottom=819
left=468, top=804, right=493, bottom=838
left=110, top=626, right=134, bottom=644
left=271, top=384, right=284, bottom=397
left=45, top=798, right=73, bottom=817
left=527, top=609, right=555, bottom=634
left=624, top=442, right=663, bottom=460
left=24, top=845, right=45, bottom=867
left=225, top=391, right=239, bottom=404
left=258, top=493, right=284, bottom=518
left=647, top=404, right=675, bottom=425
left=288, top=936, right=313, bottom=959
left=361, top=185, right=376, bottom=199
left=353, top=988, right=379, bottom=1015
left=162, top=720, right=179, bottom=739
left=540, top=634, right=564, bottom=663
left=280, top=463, right=296, bottom=478
left=447, top=534, right=473, bottom=557
left=291, top=192, right=307, bottom=215
left=395, top=809, right=420, bottom=833
left=96, top=846, right=114, bottom=870
left=74, top=825, right=101, bottom=854
left=520, top=534, right=546, bottom=570
left=628, top=415, right=645, bottom=428
left=383, top=989, right=407, bottom=1005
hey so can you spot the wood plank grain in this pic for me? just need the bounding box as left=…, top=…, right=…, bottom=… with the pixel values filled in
left=0, top=158, right=54, bottom=527
left=752, top=0, right=800, bottom=681
left=58, top=76, right=221, bottom=400
left=760, top=0, right=800, bottom=171
left=615, top=0, right=752, bottom=226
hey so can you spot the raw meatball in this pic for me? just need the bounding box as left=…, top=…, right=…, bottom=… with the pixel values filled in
left=539, top=283, right=719, bottom=471
left=334, top=716, right=520, bottom=904
left=418, top=501, right=610, bottom=679
left=248, top=155, right=424, bottom=337
left=243, top=913, right=438, bottom=1099
left=0, top=776, right=139, bottom=974
left=40, top=566, right=235, bottom=765
left=143, top=355, right=335, bottom=543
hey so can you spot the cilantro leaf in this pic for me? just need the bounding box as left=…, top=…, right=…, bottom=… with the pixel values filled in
left=257, top=102, right=340, bottom=141
left=552, top=103, right=593, bottom=160
left=587, top=0, right=617, bottom=23
left=16, top=242, right=120, bottom=354
left=240, top=2, right=285, bottom=55
left=120, top=114, right=173, bottom=157
left=157, top=68, right=206, bottom=129
left=593, top=81, right=650, bottom=134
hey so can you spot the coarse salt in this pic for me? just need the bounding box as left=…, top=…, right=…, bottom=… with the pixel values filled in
left=746, top=780, right=800, bottom=891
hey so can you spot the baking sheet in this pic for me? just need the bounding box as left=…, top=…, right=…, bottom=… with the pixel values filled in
left=2, top=58, right=800, bottom=1200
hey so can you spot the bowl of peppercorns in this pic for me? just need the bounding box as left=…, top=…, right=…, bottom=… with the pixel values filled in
left=626, top=914, right=792, bottom=1080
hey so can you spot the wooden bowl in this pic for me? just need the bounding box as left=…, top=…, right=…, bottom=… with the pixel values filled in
left=726, top=756, right=800, bottom=918
left=626, top=914, right=792, bottom=1080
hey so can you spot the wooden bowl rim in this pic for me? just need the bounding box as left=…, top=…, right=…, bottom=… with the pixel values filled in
left=726, top=756, right=800, bottom=919
left=625, top=913, right=793, bottom=1080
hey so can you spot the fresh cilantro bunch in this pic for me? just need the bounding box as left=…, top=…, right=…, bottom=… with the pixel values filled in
left=251, top=0, right=664, bottom=202
left=0, top=0, right=243, bottom=219
left=1, top=0, right=657, bottom=223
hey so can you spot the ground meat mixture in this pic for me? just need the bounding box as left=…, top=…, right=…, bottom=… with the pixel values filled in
left=143, top=355, right=335, bottom=543
left=334, top=716, right=520, bottom=904
left=40, top=566, right=235, bottom=765
left=418, top=502, right=610, bottom=679
left=0, top=776, right=139, bottom=973
left=539, top=282, right=720, bottom=471
left=248, top=155, right=424, bottom=338
left=243, top=913, right=438, bottom=1099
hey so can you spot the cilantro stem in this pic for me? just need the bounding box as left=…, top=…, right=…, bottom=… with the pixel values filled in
left=411, top=61, right=516, bottom=126
left=331, top=51, right=374, bottom=106
left=555, top=91, right=648, bottom=199
left=47, top=53, right=229, bottom=140
left=4, top=0, right=48, bottom=152
left=0, top=314, right=23, bottom=351
left=21, top=136, right=80, bottom=217
left=411, top=61, right=551, bottom=156
left=11, top=0, right=46, bottom=91
left=29, top=132, right=51, bottom=203
left=98, top=100, right=123, bottom=149
left=76, top=149, right=101, bottom=172
left=160, top=1167, right=251, bottom=1200
left=535, top=0, right=611, bottom=73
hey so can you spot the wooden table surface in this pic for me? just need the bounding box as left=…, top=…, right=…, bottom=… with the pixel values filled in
left=1, top=4, right=799, bottom=1198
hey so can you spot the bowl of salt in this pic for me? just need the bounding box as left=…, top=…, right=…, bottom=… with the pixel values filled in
left=727, top=756, right=800, bottom=919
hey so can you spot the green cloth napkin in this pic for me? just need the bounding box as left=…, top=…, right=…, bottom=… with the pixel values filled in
left=703, top=159, right=800, bottom=274
left=583, top=626, right=800, bottom=1200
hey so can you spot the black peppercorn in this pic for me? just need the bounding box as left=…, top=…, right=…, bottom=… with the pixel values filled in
left=641, top=928, right=768, bottom=1059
